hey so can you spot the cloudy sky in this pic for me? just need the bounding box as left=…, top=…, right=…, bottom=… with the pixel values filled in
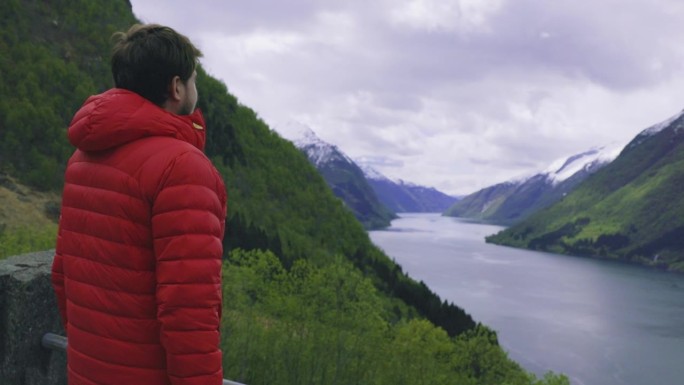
left=131, top=0, right=684, bottom=195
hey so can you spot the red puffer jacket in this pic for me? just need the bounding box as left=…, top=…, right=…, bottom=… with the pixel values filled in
left=51, top=89, right=227, bottom=385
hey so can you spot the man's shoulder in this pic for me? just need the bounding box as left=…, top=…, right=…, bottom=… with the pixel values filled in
left=125, top=136, right=222, bottom=203
left=143, top=136, right=205, bottom=156
left=135, top=136, right=216, bottom=178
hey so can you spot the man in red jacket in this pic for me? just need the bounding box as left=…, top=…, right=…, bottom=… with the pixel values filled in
left=51, top=24, right=227, bottom=385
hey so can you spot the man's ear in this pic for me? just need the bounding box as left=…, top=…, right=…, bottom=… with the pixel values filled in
left=168, top=75, right=183, bottom=102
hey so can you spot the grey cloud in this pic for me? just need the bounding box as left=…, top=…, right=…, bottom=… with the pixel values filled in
left=134, top=0, right=323, bottom=33
left=374, top=92, right=424, bottom=112
left=480, top=0, right=684, bottom=89
left=130, top=0, right=684, bottom=195
left=134, top=0, right=684, bottom=94
left=357, top=0, right=684, bottom=96
left=355, top=155, right=404, bottom=168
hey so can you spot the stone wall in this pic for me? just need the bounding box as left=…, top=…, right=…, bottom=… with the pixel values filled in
left=0, top=250, right=66, bottom=385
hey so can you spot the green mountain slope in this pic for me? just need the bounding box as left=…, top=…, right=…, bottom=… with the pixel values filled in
left=487, top=113, right=684, bottom=272
left=314, top=156, right=397, bottom=230
left=445, top=181, right=518, bottom=221
left=446, top=147, right=616, bottom=225
left=0, top=1, right=570, bottom=384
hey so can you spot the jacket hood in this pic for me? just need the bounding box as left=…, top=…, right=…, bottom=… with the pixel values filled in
left=68, top=89, right=207, bottom=152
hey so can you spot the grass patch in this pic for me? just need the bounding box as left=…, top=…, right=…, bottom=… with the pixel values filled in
left=0, top=224, right=57, bottom=260
left=0, top=175, right=60, bottom=259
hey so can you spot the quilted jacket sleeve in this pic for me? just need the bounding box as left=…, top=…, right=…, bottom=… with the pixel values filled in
left=151, top=150, right=227, bottom=385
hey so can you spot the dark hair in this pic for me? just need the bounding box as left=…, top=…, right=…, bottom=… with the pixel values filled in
left=111, top=24, right=202, bottom=105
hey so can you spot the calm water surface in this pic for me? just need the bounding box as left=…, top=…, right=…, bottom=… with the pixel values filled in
left=369, top=213, right=684, bottom=385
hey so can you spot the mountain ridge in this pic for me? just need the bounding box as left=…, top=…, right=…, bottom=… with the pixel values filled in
left=282, top=121, right=460, bottom=220
left=487, top=110, right=684, bottom=272
left=445, top=144, right=621, bottom=225
left=359, top=163, right=459, bottom=213
left=279, top=121, right=397, bottom=230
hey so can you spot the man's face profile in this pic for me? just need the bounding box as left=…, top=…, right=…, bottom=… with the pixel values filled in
left=178, top=70, right=198, bottom=115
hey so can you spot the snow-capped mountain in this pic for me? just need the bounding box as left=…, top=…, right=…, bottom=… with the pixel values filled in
left=445, top=143, right=623, bottom=225
left=627, top=109, right=684, bottom=149
left=358, top=163, right=392, bottom=182
left=279, top=122, right=396, bottom=230
left=487, top=109, right=684, bottom=272
left=288, top=123, right=355, bottom=168
left=359, top=163, right=459, bottom=213
left=279, top=120, right=457, bottom=218
left=543, top=144, right=624, bottom=185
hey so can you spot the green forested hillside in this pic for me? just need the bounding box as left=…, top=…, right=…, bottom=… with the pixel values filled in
left=0, top=0, right=137, bottom=257
left=488, top=115, right=684, bottom=272
left=194, top=69, right=481, bottom=337
left=221, top=249, right=567, bottom=385
left=445, top=150, right=611, bottom=226
left=0, top=1, right=568, bottom=383
left=0, top=0, right=137, bottom=190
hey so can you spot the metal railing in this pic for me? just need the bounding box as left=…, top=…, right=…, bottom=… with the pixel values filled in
left=42, top=333, right=246, bottom=385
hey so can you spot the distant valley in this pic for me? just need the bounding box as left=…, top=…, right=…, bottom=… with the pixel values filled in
left=281, top=122, right=458, bottom=229
left=359, top=163, right=459, bottom=213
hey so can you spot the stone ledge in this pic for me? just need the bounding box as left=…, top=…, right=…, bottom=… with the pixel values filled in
left=0, top=250, right=66, bottom=385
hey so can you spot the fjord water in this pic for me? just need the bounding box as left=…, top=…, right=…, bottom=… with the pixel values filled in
left=369, top=213, right=684, bottom=385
